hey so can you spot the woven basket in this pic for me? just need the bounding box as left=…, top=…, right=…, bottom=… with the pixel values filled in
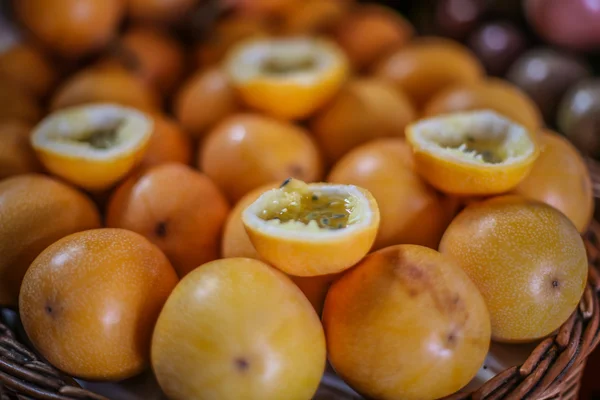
left=0, top=220, right=598, bottom=399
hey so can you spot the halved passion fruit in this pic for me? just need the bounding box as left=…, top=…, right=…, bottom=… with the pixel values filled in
left=405, top=110, right=539, bottom=195
left=242, top=179, right=379, bottom=276
left=225, top=36, right=349, bottom=120
left=31, top=103, right=153, bottom=191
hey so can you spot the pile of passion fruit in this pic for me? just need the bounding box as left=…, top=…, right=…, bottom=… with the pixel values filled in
left=0, top=0, right=595, bottom=399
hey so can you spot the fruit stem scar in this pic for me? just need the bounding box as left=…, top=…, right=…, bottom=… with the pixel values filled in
left=552, top=280, right=559, bottom=288
left=155, top=221, right=168, bottom=238
left=234, top=357, right=249, bottom=372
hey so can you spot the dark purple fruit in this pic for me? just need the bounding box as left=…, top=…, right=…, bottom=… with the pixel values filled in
left=558, top=79, right=600, bottom=158
left=467, top=21, right=527, bottom=76
left=435, top=0, right=485, bottom=40
left=506, top=48, right=591, bottom=122
left=526, top=0, right=600, bottom=51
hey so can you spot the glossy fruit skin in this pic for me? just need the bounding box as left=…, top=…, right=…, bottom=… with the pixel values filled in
left=140, top=114, right=192, bottom=168
left=113, top=26, right=185, bottom=95
left=0, top=175, right=101, bottom=307
left=0, top=79, right=41, bottom=123
left=126, top=0, right=198, bottom=23
left=332, top=4, right=413, bottom=71
left=107, top=163, right=230, bottom=278
left=151, top=257, right=326, bottom=400
left=20, top=228, right=178, bottom=380
left=0, top=120, right=41, bottom=179
left=15, top=0, right=123, bottom=57
left=323, top=244, right=491, bottom=400
left=374, top=37, right=484, bottom=108
left=439, top=195, right=588, bottom=342
left=423, top=78, right=543, bottom=134
left=328, top=138, right=447, bottom=250
left=513, top=131, right=593, bottom=233
left=311, top=78, right=416, bottom=164
left=50, top=66, right=161, bottom=112
left=199, top=113, right=323, bottom=202
left=174, top=67, right=238, bottom=139
left=506, top=47, right=591, bottom=122
left=0, top=43, right=56, bottom=97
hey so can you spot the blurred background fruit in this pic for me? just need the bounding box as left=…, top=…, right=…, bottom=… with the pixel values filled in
left=14, top=0, right=123, bottom=58
left=311, top=77, right=416, bottom=164
left=374, top=37, right=484, bottom=108
left=0, top=174, right=101, bottom=307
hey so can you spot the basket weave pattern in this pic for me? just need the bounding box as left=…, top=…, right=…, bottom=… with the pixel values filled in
left=1, top=224, right=600, bottom=400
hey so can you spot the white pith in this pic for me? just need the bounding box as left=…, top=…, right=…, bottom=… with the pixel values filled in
left=409, top=110, right=536, bottom=166
left=31, top=103, right=153, bottom=160
left=243, top=184, right=374, bottom=240
left=225, top=36, right=345, bottom=86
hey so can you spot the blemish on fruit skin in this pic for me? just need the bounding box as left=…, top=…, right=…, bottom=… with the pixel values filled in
left=552, top=280, right=559, bottom=288
left=45, top=305, right=53, bottom=315
left=155, top=221, right=168, bottom=238
left=234, top=357, right=249, bottom=372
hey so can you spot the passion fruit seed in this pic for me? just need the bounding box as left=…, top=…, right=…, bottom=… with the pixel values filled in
left=57, top=120, right=125, bottom=150
left=260, top=186, right=353, bottom=230
left=261, top=55, right=317, bottom=75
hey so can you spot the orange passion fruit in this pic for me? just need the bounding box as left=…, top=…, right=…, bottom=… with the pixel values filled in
left=374, top=37, right=484, bottom=108
left=328, top=138, right=448, bottom=250
left=0, top=79, right=41, bottom=123
left=513, top=130, right=593, bottom=232
left=311, top=77, right=416, bottom=164
left=278, top=0, right=351, bottom=35
left=174, top=67, right=239, bottom=139
left=332, top=4, right=414, bottom=70
left=0, top=120, right=41, bottom=180
left=406, top=110, right=539, bottom=195
left=423, top=78, right=544, bottom=134
left=107, top=163, right=230, bottom=278
left=0, top=43, right=57, bottom=97
left=440, top=195, right=588, bottom=342
left=322, top=244, right=491, bottom=400
left=140, top=114, right=192, bottom=168
left=242, top=178, right=380, bottom=276
left=31, top=104, right=154, bottom=191
left=199, top=113, right=323, bottom=202
left=151, top=257, right=326, bottom=400
left=50, top=66, right=161, bottom=112
left=110, top=26, right=185, bottom=95
left=193, top=14, right=270, bottom=67
left=0, top=174, right=101, bottom=306
left=20, top=228, right=178, bottom=380
left=126, top=0, right=199, bottom=23
left=225, top=37, right=349, bottom=120
left=15, top=0, right=123, bottom=58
